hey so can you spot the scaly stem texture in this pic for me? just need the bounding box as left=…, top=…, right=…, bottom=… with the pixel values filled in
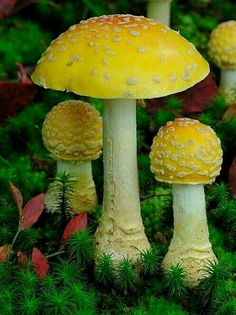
left=162, top=184, right=217, bottom=287
left=95, top=99, right=150, bottom=261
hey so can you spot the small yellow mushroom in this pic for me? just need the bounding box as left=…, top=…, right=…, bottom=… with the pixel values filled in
left=42, top=100, right=102, bottom=216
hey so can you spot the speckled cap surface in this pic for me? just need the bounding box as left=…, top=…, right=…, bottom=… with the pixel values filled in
left=209, top=20, right=236, bottom=69
left=42, top=100, right=102, bottom=161
left=150, top=118, right=223, bottom=184
left=32, top=14, right=209, bottom=99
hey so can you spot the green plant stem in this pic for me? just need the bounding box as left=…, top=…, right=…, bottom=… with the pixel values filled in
left=46, top=250, right=65, bottom=259
left=7, top=228, right=21, bottom=260
left=140, top=192, right=172, bottom=200
left=11, top=228, right=21, bottom=249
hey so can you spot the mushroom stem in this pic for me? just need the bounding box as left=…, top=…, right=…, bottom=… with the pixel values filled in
left=219, top=69, right=236, bottom=104
left=95, top=99, right=150, bottom=261
left=45, top=160, right=97, bottom=215
left=162, top=184, right=217, bottom=287
left=147, top=0, right=172, bottom=26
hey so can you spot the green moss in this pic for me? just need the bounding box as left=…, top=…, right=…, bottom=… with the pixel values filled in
left=130, top=296, right=188, bottom=315
left=0, top=288, right=16, bottom=315
left=163, top=264, right=188, bottom=301
left=68, top=282, right=97, bottom=314
left=141, top=186, right=172, bottom=242
left=42, top=288, right=73, bottom=314
left=54, top=259, right=83, bottom=286
left=138, top=246, right=160, bottom=277
left=0, top=1, right=236, bottom=314
left=95, top=253, right=115, bottom=286
left=216, top=298, right=236, bottom=315
left=138, top=154, right=156, bottom=194
left=17, top=293, right=41, bottom=315
left=115, top=257, right=139, bottom=294
left=0, top=19, right=52, bottom=78
left=66, top=230, right=94, bottom=266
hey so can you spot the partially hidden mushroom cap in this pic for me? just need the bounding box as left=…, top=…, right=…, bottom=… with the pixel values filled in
left=32, top=14, right=209, bottom=99
left=42, top=100, right=102, bottom=161
left=150, top=118, right=223, bottom=185
left=208, top=20, right=236, bottom=69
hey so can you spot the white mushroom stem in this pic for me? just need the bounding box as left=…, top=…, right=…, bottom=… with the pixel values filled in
left=147, top=0, right=172, bottom=26
left=45, top=160, right=97, bottom=215
left=162, top=184, right=217, bottom=287
left=95, top=99, right=150, bottom=261
left=219, top=69, right=236, bottom=104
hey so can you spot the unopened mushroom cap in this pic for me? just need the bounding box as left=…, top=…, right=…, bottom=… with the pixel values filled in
left=150, top=118, right=223, bottom=184
left=42, top=100, right=102, bottom=161
left=209, top=21, right=236, bottom=69
left=32, top=14, right=209, bottom=99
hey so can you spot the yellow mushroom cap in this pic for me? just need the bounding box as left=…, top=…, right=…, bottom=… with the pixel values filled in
left=150, top=118, right=223, bottom=185
left=32, top=14, right=209, bottom=99
left=42, top=100, right=102, bottom=161
left=209, top=21, right=236, bottom=69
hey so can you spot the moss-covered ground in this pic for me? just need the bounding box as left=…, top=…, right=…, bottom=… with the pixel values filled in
left=0, top=1, right=235, bottom=314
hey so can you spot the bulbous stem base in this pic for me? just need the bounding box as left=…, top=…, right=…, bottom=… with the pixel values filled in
left=162, top=184, right=217, bottom=287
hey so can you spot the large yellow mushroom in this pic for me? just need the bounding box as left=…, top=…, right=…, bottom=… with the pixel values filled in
left=150, top=118, right=223, bottom=287
left=31, top=14, right=209, bottom=262
left=42, top=100, right=102, bottom=216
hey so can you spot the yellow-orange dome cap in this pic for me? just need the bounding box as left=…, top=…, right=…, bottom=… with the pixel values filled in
left=42, top=100, right=102, bottom=161
left=209, top=20, right=236, bottom=69
left=32, top=14, right=209, bottom=99
left=150, top=118, right=223, bottom=184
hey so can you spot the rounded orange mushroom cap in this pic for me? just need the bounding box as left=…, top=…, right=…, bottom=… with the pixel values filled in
left=42, top=100, right=102, bottom=161
left=209, top=20, right=236, bottom=69
left=150, top=118, right=223, bottom=185
left=32, top=14, right=209, bottom=99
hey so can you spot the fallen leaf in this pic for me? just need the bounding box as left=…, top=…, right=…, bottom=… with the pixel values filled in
left=0, top=244, right=12, bottom=262
left=8, top=181, right=23, bottom=215
left=19, top=193, right=44, bottom=231
left=0, top=63, right=38, bottom=124
left=145, top=74, right=218, bottom=115
left=180, top=74, right=218, bottom=114
left=61, top=212, right=88, bottom=246
left=17, top=251, right=27, bottom=265
left=0, top=0, right=17, bottom=19
left=32, top=247, right=49, bottom=278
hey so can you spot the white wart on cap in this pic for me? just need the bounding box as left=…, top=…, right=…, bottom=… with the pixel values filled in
left=32, top=14, right=209, bottom=99
left=150, top=118, right=223, bottom=184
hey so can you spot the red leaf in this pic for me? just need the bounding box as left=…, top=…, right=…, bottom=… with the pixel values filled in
left=229, top=157, right=236, bottom=198
left=0, top=64, right=38, bottom=125
left=32, top=247, right=49, bottom=278
left=179, top=74, right=218, bottom=114
left=17, top=251, right=27, bottom=265
left=0, top=245, right=11, bottom=262
left=19, top=193, right=44, bottom=231
left=61, top=213, right=88, bottom=246
left=8, top=181, right=23, bottom=215
left=0, top=0, right=17, bottom=19
left=145, top=74, right=218, bottom=115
